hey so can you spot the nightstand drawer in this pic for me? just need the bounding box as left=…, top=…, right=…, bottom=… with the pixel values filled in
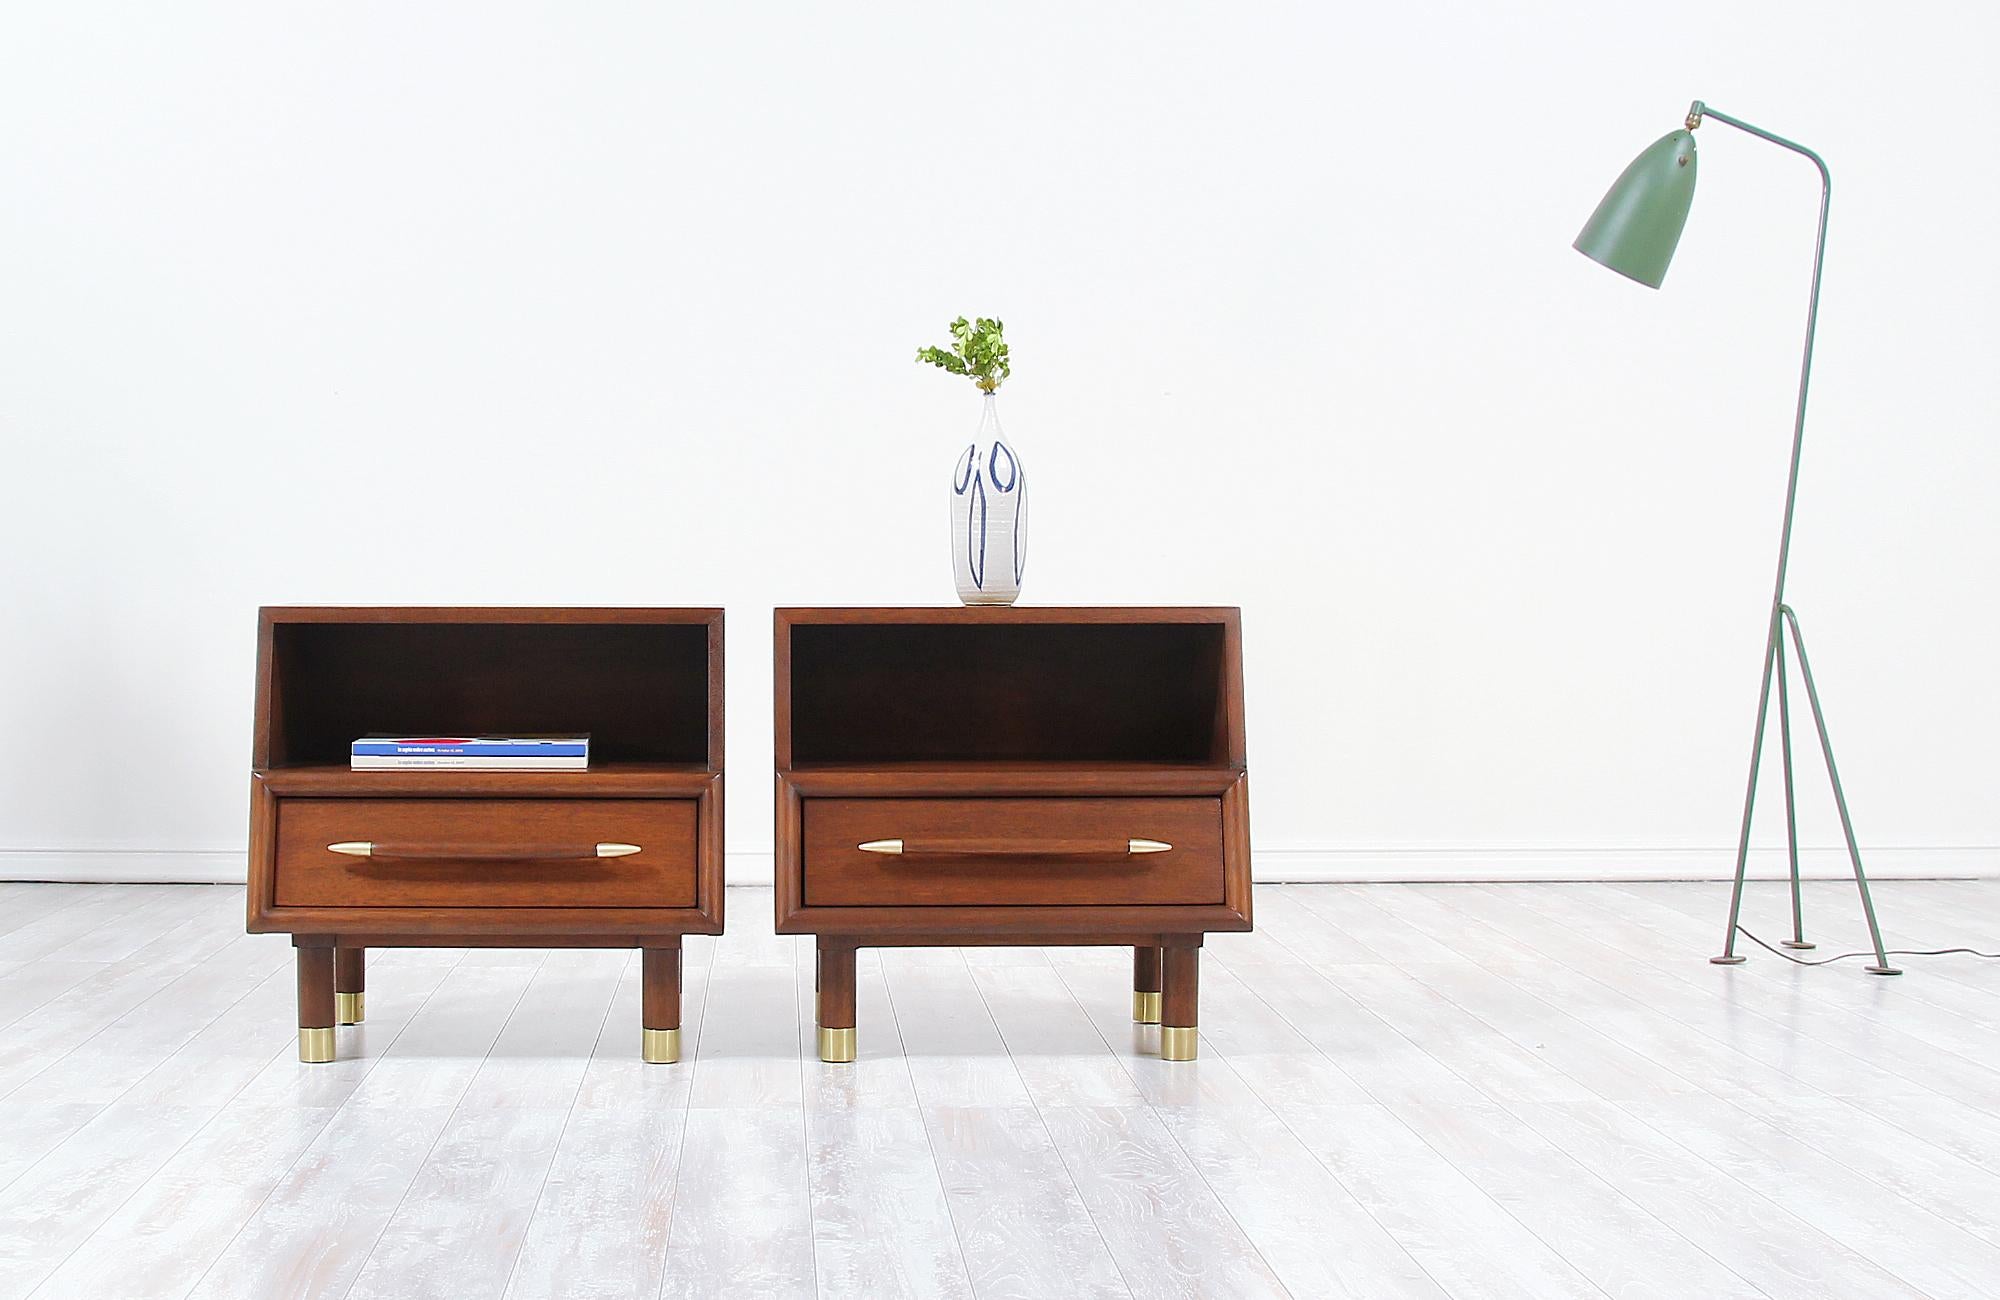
left=802, top=797, right=1225, bottom=907
left=274, top=798, right=698, bottom=909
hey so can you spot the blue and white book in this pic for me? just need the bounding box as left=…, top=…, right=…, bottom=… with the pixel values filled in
left=350, top=735, right=589, bottom=770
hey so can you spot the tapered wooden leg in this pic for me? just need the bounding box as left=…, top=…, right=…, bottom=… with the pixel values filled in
left=1160, top=944, right=1199, bottom=1061
left=335, top=947, right=365, bottom=1024
left=296, top=942, right=336, bottom=1063
left=642, top=946, right=682, bottom=1064
left=817, top=941, right=856, bottom=1063
left=1133, top=946, right=1163, bottom=1023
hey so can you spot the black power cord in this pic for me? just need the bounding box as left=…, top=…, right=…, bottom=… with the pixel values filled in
left=1736, top=925, right=2000, bottom=967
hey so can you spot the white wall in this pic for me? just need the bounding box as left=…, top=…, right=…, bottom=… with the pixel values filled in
left=4, top=2, right=1996, bottom=886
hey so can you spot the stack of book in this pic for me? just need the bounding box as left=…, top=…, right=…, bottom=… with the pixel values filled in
left=350, top=735, right=590, bottom=770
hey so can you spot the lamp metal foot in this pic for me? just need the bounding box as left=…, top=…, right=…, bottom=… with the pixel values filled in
left=818, top=1026, right=856, bottom=1063
left=1780, top=940, right=1816, bottom=950
left=1710, top=955, right=1747, bottom=966
left=1865, top=964, right=1903, bottom=976
left=298, top=1027, right=336, bottom=1063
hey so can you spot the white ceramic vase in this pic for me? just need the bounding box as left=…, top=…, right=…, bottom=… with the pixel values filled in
left=950, top=393, right=1026, bottom=605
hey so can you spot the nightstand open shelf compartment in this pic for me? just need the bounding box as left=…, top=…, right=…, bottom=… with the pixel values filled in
left=248, top=607, right=723, bottom=1065
left=775, top=607, right=1252, bottom=1063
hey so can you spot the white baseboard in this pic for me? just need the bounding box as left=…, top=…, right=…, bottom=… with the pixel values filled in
left=0, top=850, right=249, bottom=884
left=1241, top=845, right=1996, bottom=883
left=4, top=844, right=1992, bottom=887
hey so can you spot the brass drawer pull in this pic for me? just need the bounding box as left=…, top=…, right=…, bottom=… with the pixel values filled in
left=857, top=837, right=1171, bottom=858
left=327, top=841, right=642, bottom=860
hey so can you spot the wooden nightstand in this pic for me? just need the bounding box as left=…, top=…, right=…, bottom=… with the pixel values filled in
left=774, top=607, right=1252, bottom=1063
left=247, top=608, right=724, bottom=1064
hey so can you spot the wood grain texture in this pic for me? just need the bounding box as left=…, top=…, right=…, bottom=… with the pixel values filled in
left=1159, top=1104, right=1446, bottom=1299
left=33, top=1105, right=338, bottom=1300
left=0, top=1102, right=219, bottom=1295
left=1133, top=945, right=1161, bottom=995
left=247, top=607, right=724, bottom=1051
left=642, top=945, right=682, bottom=1031
left=660, top=1108, right=816, bottom=1299
left=296, top=942, right=335, bottom=1029
left=1038, top=1105, right=1289, bottom=1298
left=921, top=1105, right=1131, bottom=1299
left=803, top=797, right=1224, bottom=908
left=457, top=948, right=626, bottom=1112
left=1510, top=1099, right=1928, bottom=1299
left=335, top=946, right=364, bottom=995
left=1388, top=1099, right=1765, bottom=1300
left=805, top=1106, right=975, bottom=1299
left=185, top=1104, right=461, bottom=1300
left=345, top=1106, right=569, bottom=1300
left=1160, top=945, right=1199, bottom=1029
left=816, top=941, right=857, bottom=1030
left=274, top=798, right=698, bottom=909
left=500, top=1106, right=684, bottom=1298
left=3, top=880, right=1994, bottom=1300
left=254, top=607, right=721, bottom=769
left=773, top=606, right=1251, bottom=958
left=776, top=607, right=1241, bottom=768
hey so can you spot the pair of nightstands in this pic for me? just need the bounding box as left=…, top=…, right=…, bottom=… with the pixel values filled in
left=247, top=606, right=1251, bottom=1066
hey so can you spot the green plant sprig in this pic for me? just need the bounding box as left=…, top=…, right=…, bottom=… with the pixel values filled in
left=915, top=315, right=1010, bottom=393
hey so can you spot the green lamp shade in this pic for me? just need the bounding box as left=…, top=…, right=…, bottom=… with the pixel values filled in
left=1575, top=129, right=1698, bottom=288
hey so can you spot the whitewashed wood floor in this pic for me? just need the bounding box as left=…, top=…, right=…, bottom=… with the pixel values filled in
left=2, top=879, right=1998, bottom=1299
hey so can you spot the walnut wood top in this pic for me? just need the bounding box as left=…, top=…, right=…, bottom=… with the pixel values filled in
left=259, top=606, right=723, bottom=624
left=774, top=606, right=1240, bottom=625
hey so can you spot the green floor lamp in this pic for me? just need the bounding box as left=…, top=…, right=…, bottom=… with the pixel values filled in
left=1574, top=100, right=1899, bottom=975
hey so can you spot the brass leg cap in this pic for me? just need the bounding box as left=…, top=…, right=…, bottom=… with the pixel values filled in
left=1132, top=990, right=1162, bottom=1024
left=298, top=1026, right=336, bottom=1064
left=336, top=991, right=365, bottom=1024
left=818, top=1026, right=856, bottom=1063
left=642, top=1027, right=681, bottom=1064
left=1160, top=1026, right=1198, bottom=1061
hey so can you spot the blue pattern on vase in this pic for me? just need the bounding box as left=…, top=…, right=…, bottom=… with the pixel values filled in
left=950, top=398, right=1024, bottom=605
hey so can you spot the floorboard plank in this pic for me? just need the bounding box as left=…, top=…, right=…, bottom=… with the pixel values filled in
left=1159, top=1102, right=1446, bottom=1298
left=185, top=1103, right=461, bottom=1300
left=1037, top=1104, right=1289, bottom=1299
left=1269, top=1101, right=1606, bottom=1300
left=1509, top=1098, right=1926, bottom=1300
left=921, top=1105, right=1132, bottom=1300
left=804, top=1106, right=974, bottom=1299
left=0, top=880, right=1991, bottom=1300
left=0, top=1102, right=220, bottom=1296
left=1625, top=1092, right=2000, bottom=1298
left=346, top=1106, right=570, bottom=1299
left=1388, top=1099, right=1765, bottom=1300
left=660, top=1108, right=817, bottom=1299
left=882, top=949, right=1035, bottom=1109
left=502, top=1107, right=685, bottom=1299
left=32, top=1105, right=337, bottom=1300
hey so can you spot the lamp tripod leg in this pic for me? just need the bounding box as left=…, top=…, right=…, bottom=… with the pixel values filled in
left=1780, top=607, right=1899, bottom=975
left=1714, top=623, right=1780, bottom=965
left=1775, top=632, right=1813, bottom=949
